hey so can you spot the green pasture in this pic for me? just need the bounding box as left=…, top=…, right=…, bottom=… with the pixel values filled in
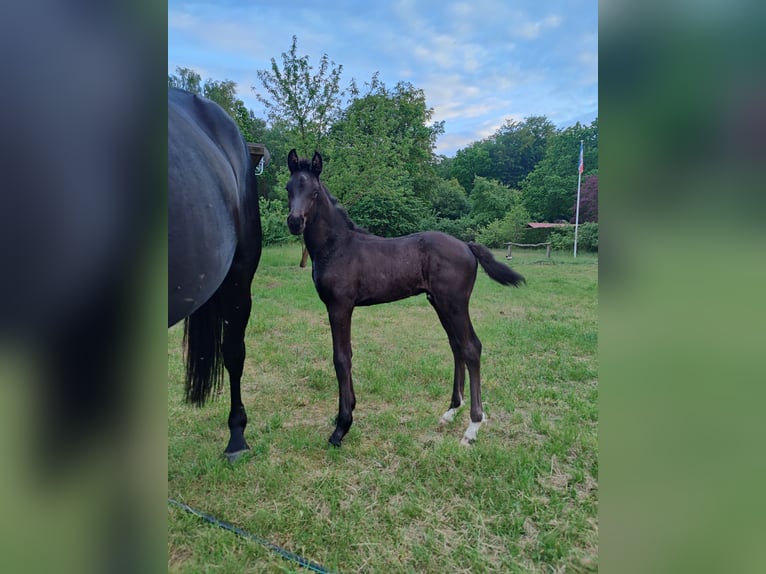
left=168, top=244, right=598, bottom=573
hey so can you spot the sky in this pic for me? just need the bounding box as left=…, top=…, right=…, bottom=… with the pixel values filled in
left=168, top=0, right=597, bottom=157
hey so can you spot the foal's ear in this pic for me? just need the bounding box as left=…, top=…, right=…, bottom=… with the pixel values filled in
left=287, top=149, right=299, bottom=173
left=311, top=151, right=323, bottom=176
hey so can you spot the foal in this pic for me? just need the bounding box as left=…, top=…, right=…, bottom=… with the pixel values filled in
left=286, top=150, right=525, bottom=446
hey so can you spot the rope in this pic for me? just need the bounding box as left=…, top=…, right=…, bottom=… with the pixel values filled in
left=168, top=498, right=333, bottom=573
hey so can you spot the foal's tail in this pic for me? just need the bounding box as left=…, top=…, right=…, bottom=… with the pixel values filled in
left=183, top=293, right=225, bottom=406
left=468, top=242, right=526, bottom=287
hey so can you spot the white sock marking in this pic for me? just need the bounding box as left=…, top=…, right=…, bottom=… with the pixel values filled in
left=460, top=413, right=486, bottom=446
left=440, top=398, right=464, bottom=424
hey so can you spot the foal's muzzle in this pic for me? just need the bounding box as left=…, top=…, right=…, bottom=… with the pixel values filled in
left=287, top=214, right=305, bottom=235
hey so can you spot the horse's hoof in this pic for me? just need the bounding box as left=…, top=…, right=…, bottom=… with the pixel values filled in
left=224, top=448, right=250, bottom=462
left=328, top=437, right=342, bottom=448
left=459, top=437, right=476, bottom=447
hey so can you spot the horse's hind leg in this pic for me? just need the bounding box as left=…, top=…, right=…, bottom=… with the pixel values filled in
left=440, top=353, right=466, bottom=424
left=429, top=294, right=485, bottom=444
left=218, top=263, right=254, bottom=460
left=428, top=294, right=467, bottom=424
left=460, top=320, right=486, bottom=446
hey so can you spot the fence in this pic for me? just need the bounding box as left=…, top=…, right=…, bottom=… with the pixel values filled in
left=504, top=241, right=551, bottom=259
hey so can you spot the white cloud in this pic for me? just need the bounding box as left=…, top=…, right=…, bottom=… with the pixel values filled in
left=168, top=0, right=597, bottom=157
left=515, top=14, right=563, bottom=39
left=168, top=10, right=196, bottom=30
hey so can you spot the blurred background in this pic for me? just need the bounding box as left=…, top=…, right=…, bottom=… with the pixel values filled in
left=1, top=0, right=764, bottom=572
left=600, top=1, right=766, bottom=572
left=0, top=1, right=166, bottom=572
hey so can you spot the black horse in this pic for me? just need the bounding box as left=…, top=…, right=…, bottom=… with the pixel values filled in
left=168, top=88, right=263, bottom=460
left=286, top=150, right=525, bottom=447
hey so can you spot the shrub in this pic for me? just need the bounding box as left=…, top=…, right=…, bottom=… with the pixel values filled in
left=427, top=216, right=476, bottom=242
left=519, top=226, right=555, bottom=244
left=431, top=178, right=470, bottom=220
left=474, top=204, right=531, bottom=248
left=549, top=222, right=598, bottom=252
left=259, top=197, right=293, bottom=245
left=348, top=188, right=430, bottom=237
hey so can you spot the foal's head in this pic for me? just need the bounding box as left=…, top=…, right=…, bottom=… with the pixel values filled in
left=286, top=149, right=323, bottom=235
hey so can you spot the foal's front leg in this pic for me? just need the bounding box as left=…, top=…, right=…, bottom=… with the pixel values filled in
left=327, top=305, right=356, bottom=446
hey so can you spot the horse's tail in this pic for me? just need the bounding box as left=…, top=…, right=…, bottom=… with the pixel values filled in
left=468, top=242, right=526, bottom=287
left=183, top=293, right=225, bottom=406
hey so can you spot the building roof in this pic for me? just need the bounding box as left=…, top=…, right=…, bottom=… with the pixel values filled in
left=526, top=222, right=570, bottom=229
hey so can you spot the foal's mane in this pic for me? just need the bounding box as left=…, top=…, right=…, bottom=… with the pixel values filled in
left=324, top=186, right=369, bottom=234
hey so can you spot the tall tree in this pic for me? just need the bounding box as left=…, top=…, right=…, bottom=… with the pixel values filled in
left=232, top=101, right=267, bottom=144
left=489, top=116, right=556, bottom=189
left=253, top=35, right=348, bottom=156
left=447, top=115, right=554, bottom=195
left=450, top=141, right=492, bottom=195
left=321, top=79, right=442, bottom=236
left=167, top=66, right=201, bottom=93
left=520, top=119, right=598, bottom=221
left=201, top=79, right=238, bottom=117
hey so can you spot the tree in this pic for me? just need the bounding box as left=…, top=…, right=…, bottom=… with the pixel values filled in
left=201, top=79, right=238, bottom=117
left=321, top=79, right=443, bottom=236
left=487, top=116, right=555, bottom=189
left=571, top=175, right=598, bottom=223
left=253, top=35, right=348, bottom=156
left=450, top=142, right=492, bottom=195
left=520, top=119, right=598, bottom=221
left=348, top=186, right=430, bottom=237
left=167, top=69, right=238, bottom=116
left=431, top=178, right=470, bottom=220
left=446, top=115, right=555, bottom=195
left=469, top=176, right=519, bottom=227
left=475, top=203, right=531, bottom=247
left=232, top=101, right=267, bottom=144
left=167, top=66, right=201, bottom=93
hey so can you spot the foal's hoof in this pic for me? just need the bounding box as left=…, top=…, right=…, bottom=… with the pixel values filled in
left=224, top=448, right=250, bottom=463
left=459, top=436, right=476, bottom=447
left=328, top=436, right=342, bottom=448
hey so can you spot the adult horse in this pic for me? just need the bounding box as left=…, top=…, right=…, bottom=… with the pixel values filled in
left=168, top=88, right=263, bottom=460
left=286, top=150, right=525, bottom=447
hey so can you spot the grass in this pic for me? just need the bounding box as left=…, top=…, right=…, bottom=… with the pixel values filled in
left=168, top=244, right=598, bottom=573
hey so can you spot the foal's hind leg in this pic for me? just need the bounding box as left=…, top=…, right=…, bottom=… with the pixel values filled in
left=428, top=294, right=466, bottom=424
left=460, top=321, right=486, bottom=446
left=429, top=295, right=485, bottom=444
left=218, top=264, right=254, bottom=460
left=440, top=352, right=466, bottom=424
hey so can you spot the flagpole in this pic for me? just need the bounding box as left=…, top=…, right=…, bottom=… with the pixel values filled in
left=573, top=139, right=583, bottom=258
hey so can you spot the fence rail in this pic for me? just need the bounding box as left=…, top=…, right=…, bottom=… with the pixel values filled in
left=504, top=241, right=551, bottom=259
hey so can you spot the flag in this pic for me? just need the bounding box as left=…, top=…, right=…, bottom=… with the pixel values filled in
left=578, top=141, right=584, bottom=174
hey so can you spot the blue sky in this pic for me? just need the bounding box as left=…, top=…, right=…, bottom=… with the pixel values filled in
left=168, top=0, right=597, bottom=157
